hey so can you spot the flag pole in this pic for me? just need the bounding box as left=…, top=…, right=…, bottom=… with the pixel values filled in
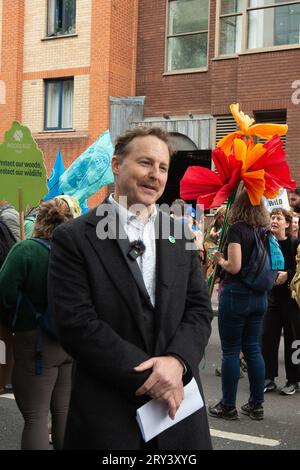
left=18, top=188, right=25, bottom=240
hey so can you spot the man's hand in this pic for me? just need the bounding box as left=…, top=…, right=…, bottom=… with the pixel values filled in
left=134, top=356, right=184, bottom=419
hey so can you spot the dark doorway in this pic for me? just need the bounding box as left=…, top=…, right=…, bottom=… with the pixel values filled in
left=158, top=150, right=212, bottom=206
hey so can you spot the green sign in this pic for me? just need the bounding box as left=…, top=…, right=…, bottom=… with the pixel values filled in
left=0, top=121, right=48, bottom=209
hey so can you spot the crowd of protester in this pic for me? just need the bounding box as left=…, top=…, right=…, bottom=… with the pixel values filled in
left=1, top=179, right=300, bottom=448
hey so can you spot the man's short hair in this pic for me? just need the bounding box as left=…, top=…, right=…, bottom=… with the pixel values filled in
left=290, top=187, right=300, bottom=196
left=114, top=127, right=175, bottom=160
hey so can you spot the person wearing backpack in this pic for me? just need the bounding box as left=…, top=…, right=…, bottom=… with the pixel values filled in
left=208, top=190, right=271, bottom=421
left=0, top=200, right=21, bottom=242
left=262, top=208, right=300, bottom=396
left=0, top=197, right=79, bottom=449
left=0, top=202, right=19, bottom=395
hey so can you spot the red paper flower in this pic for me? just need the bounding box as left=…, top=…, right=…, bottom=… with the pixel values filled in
left=180, top=147, right=242, bottom=208
left=240, top=135, right=296, bottom=201
left=180, top=103, right=296, bottom=208
left=180, top=135, right=296, bottom=208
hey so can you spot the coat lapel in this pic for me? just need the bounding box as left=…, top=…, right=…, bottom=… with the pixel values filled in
left=154, top=213, right=177, bottom=326
left=154, top=213, right=189, bottom=352
left=84, top=208, right=151, bottom=350
left=107, top=210, right=153, bottom=308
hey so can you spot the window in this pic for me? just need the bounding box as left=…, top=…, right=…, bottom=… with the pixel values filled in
left=44, top=79, right=74, bottom=130
left=219, top=0, right=243, bottom=55
left=166, top=0, right=209, bottom=72
left=47, top=0, right=76, bottom=37
left=248, top=1, right=300, bottom=49
left=217, top=0, right=300, bottom=56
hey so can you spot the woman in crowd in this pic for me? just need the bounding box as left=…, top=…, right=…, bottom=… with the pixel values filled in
left=0, top=197, right=80, bottom=450
left=203, top=205, right=226, bottom=278
left=262, top=208, right=300, bottom=395
left=292, top=212, right=299, bottom=239
left=208, top=191, right=270, bottom=421
left=171, top=198, right=204, bottom=264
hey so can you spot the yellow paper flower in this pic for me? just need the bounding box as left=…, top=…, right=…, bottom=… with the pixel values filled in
left=217, top=103, right=288, bottom=155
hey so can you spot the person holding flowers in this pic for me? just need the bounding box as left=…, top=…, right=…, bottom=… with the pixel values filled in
left=208, top=190, right=270, bottom=420
left=180, top=103, right=296, bottom=420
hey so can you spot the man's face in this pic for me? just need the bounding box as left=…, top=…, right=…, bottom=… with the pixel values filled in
left=289, top=192, right=300, bottom=211
left=112, top=136, right=170, bottom=209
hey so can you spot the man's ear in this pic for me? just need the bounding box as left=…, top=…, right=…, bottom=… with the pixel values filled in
left=111, top=155, right=120, bottom=176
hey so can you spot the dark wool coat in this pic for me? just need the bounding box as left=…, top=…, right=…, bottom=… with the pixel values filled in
left=48, top=205, right=213, bottom=450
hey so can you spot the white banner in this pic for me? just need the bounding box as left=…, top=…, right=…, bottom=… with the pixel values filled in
left=263, top=189, right=290, bottom=213
left=0, top=340, right=5, bottom=365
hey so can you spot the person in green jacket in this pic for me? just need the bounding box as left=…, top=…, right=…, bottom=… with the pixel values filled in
left=0, top=197, right=80, bottom=450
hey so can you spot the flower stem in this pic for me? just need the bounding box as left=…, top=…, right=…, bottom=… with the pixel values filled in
left=208, top=191, right=237, bottom=297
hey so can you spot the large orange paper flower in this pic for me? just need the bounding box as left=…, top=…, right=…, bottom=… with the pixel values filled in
left=180, top=135, right=296, bottom=208
left=218, top=103, right=288, bottom=155
left=180, top=103, right=295, bottom=208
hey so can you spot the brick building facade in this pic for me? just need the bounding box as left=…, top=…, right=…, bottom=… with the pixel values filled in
left=0, top=0, right=138, bottom=206
left=136, top=0, right=300, bottom=197
left=1, top=1, right=300, bottom=208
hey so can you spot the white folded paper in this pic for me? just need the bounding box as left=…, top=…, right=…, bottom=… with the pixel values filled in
left=136, top=377, right=204, bottom=442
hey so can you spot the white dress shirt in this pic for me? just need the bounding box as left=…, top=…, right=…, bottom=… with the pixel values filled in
left=109, top=194, right=157, bottom=306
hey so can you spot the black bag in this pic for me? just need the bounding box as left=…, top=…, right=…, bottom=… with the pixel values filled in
left=238, top=227, right=279, bottom=292
left=0, top=220, right=16, bottom=268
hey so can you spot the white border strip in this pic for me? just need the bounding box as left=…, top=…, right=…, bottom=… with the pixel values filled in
left=210, top=428, right=280, bottom=447
left=0, top=393, right=15, bottom=400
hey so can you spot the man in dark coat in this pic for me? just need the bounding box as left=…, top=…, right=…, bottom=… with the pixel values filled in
left=48, top=126, right=213, bottom=450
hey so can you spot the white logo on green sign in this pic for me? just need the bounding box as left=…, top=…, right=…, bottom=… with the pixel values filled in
left=13, top=130, right=23, bottom=142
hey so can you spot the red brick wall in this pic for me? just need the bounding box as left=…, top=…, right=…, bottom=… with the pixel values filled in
left=0, top=0, right=138, bottom=208
left=136, top=0, right=300, bottom=184
left=34, top=136, right=89, bottom=173
left=34, top=134, right=108, bottom=207
left=136, top=0, right=212, bottom=116
left=89, top=0, right=138, bottom=141
left=286, top=106, right=300, bottom=185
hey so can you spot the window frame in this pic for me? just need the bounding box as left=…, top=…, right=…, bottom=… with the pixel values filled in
left=215, top=0, right=300, bottom=58
left=164, top=0, right=210, bottom=74
left=44, top=77, right=74, bottom=131
left=46, top=0, right=76, bottom=38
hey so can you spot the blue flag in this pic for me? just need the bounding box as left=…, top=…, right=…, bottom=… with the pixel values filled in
left=44, top=149, right=65, bottom=200
left=44, top=150, right=89, bottom=213
left=59, top=130, right=114, bottom=204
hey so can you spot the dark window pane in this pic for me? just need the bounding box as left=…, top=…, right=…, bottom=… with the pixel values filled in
left=57, top=0, right=63, bottom=33
left=46, top=82, right=60, bottom=128
left=249, top=0, right=297, bottom=7
left=63, top=0, right=76, bottom=34
left=220, top=0, right=243, bottom=15
left=167, top=33, right=207, bottom=71
left=47, top=0, right=76, bottom=36
left=45, top=79, right=73, bottom=130
left=168, top=0, right=208, bottom=34
left=248, top=4, right=300, bottom=48
left=219, top=15, right=242, bottom=54
left=61, top=80, right=73, bottom=128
